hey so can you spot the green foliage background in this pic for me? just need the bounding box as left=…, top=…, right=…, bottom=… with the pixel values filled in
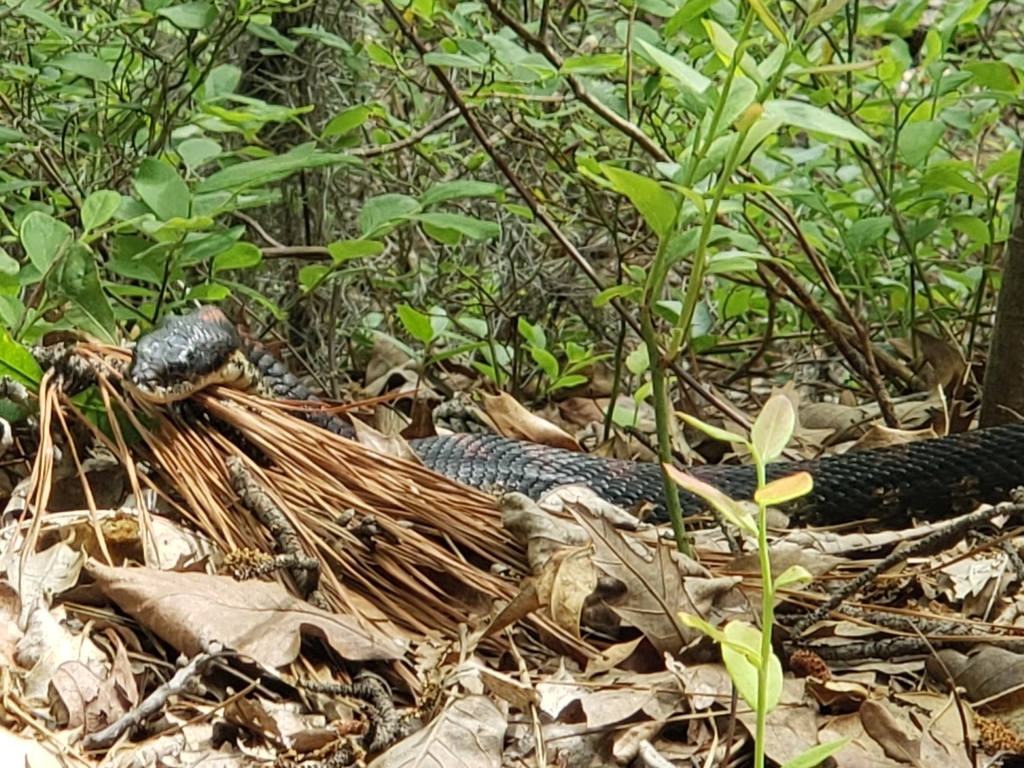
left=0, top=0, right=1019, bottom=411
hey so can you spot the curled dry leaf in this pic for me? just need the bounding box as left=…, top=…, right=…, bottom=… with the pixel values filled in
left=366, top=695, right=505, bottom=768
left=478, top=391, right=581, bottom=452
left=85, top=561, right=401, bottom=668
left=534, top=547, right=597, bottom=637
left=848, top=424, right=939, bottom=452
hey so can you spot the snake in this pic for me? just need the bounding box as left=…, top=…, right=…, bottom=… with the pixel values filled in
left=126, top=306, right=1024, bottom=527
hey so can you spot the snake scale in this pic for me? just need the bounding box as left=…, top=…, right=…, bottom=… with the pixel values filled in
left=126, top=307, right=1024, bottom=527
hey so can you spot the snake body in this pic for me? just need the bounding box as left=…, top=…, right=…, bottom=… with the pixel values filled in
left=128, top=308, right=1024, bottom=527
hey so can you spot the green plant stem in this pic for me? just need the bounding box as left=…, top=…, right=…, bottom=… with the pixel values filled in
left=754, top=448, right=772, bottom=768
left=640, top=305, right=689, bottom=554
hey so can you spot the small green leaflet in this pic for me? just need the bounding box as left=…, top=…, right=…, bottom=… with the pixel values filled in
left=600, top=165, right=677, bottom=239
left=763, top=100, right=874, bottom=145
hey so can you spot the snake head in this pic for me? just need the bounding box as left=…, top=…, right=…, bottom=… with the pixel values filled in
left=127, top=306, right=249, bottom=403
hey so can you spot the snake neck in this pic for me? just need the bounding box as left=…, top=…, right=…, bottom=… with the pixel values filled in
left=241, top=343, right=354, bottom=437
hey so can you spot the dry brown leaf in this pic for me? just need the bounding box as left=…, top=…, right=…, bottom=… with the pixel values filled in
left=3, top=539, right=85, bottom=625
left=0, top=580, right=21, bottom=668
left=819, top=712, right=904, bottom=768
left=366, top=695, right=505, bottom=768
left=736, top=679, right=818, bottom=766
left=352, top=418, right=422, bottom=463
left=565, top=503, right=738, bottom=655
left=928, top=646, right=1024, bottom=709
left=478, top=391, right=581, bottom=452
left=847, top=424, right=939, bottom=452
left=85, top=561, right=401, bottom=667
left=557, top=397, right=608, bottom=428
left=536, top=663, right=584, bottom=719
left=476, top=665, right=541, bottom=711
left=860, top=699, right=922, bottom=763
left=51, top=658, right=130, bottom=732
left=583, top=637, right=645, bottom=677
left=890, top=329, right=966, bottom=390
left=500, top=492, right=590, bottom=572
left=534, top=547, right=597, bottom=637
left=364, top=336, right=415, bottom=395
left=18, top=604, right=109, bottom=701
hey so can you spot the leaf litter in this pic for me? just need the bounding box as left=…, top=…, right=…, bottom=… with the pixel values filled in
left=2, top=345, right=1024, bottom=764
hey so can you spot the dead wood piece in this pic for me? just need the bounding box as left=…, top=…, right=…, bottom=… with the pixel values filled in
left=81, top=644, right=226, bottom=750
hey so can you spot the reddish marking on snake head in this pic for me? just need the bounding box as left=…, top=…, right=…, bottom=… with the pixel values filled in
left=196, top=305, right=229, bottom=325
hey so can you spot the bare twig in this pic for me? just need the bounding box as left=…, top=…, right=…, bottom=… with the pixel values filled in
left=82, top=645, right=228, bottom=750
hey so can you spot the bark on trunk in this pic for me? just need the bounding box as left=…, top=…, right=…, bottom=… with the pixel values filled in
left=980, top=151, right=1024, bottom=427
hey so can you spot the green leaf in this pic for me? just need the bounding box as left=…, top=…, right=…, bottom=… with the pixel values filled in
left=601, top=165, right=677, bottom=239
left=964, top=60, right=1021, bottom=95
left=178, top=138, right=222, bottom=168
left=397, top=304, right=436, bottom=344
left=81, top=190, right=122, bottom=232
left=763, top=100, right=874, bottom=144
left=636, top=39, right=711, bottom=94
left=706, top=250, right=766, bottom=274
left=549, top=374, right=588, bottom=392
left=806, top=0, right=849, bottom=29
left=323, top=105, right=373, bottom=138
left=560, top=53, right=625, bottom=75
left=750, top=394, right=795, bottom=462
left=518, top=317, right=546, bottom=349
left=158, top=2, right=217, bottom=29
left=185, top=283, right=231, bottom=302
left=50, top=52, right=112, bottom=82
left=846, top=216, right=892, bottom=252
left=0, top=328, right=43, bottom=387
left=197, top=144, right=358, bottom=194
left=678, top=611, right=727, bottom=643
left=423, top=52, right=484, bottom=70
left=898, top=120, right=945, bottom=168
left=134, top=159, right=190, bottom=221
left=663, top=464, right=758, bottom=534
left=780, top=739, right=850, bottom=768
left=212, top=242, right=263, bottom=272
left=774, top=565, right=813, bottom=590
left=703, top=20, right=764, bottom=85
left=754, top=472, right=814, bottom=507
left=677, top=411, right=747, bottom=446
left=721, top=622, right=783, bottom=712
left=0, top=127, right=28, bottom=143
left=625, top=345, right=649, bottom=375
left=531, top=347, right=560, bottom=380
left=21, top=212, right=72, bottom=272
left=366, top=43, right=397, bottom=68
left=327, top=239, right=384, bottom=263
left=920, top=166, right=986, bottom=199
left=298, top=265, right=330, bottom=293
left=409, top=212, right=501, bottom=241
left=419, top=181, right=505, bottom=208
left=949, top=213, right=991, bottom=246
left=360, top=194, right=421, bottom=237
left=748, top=0, right=786, bottom=43
left=666, top=0, right=717, bottom=35
left=594, top=284, right=641, bottom=307
left=49, top=243, right=116, bottom=344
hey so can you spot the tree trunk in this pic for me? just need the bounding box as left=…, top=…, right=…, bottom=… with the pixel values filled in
left=980, top=151, right=1024, bottom=427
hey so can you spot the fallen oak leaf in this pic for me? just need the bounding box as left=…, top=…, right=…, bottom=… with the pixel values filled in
left=85, top=561, right=402, bottom=668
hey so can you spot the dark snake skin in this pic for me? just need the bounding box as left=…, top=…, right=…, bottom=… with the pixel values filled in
left=128, top=308, right=1024, bottom=527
